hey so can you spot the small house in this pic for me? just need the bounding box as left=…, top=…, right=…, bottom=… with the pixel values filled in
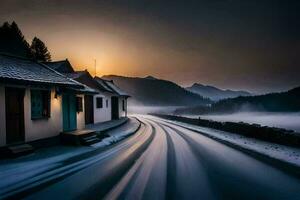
left=46, top=60, right=130, bottom=122
left=0, top=54, right=95, bottom=147
left=64, top=70, right=115, bottom=124
left=94, top=77, right=130, bottom=120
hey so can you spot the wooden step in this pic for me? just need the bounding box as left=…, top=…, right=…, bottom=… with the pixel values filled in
left=81, top=135, right=101, bottom=145
left=61, top=129, right=99, bottom=145
left=7, top=144, right=34, bottom=157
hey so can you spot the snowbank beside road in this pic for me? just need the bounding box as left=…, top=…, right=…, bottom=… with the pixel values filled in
left=149, top=116, right=300, bottom=168
left=92, top=117, right=141, bottom=148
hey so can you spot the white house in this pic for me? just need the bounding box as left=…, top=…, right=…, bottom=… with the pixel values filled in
left=94, top=77, right=130, bottom=120
left=46, top=60, right=130, bottom=123
left=0, top=54, right=96, bottom=147
left=63, top=70, right=115, bottom=124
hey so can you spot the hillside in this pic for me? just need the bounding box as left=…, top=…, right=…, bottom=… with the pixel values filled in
left=102, top=75, right=211, bottom=106
left=175, top=86, right=300, bottom=115
left=186, top=83, right=251, bottom=101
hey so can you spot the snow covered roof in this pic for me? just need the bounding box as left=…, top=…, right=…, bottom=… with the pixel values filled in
left=94, top=76, right=130, bottom=97
left=0, top=54, right=82, bottom=88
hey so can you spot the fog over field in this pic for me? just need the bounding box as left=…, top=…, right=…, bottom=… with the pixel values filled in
left=128, top=106, right=182, bottom=115
left=187, top=112, right=300, bottom=133
left=129, top=106, right=300, bottom=133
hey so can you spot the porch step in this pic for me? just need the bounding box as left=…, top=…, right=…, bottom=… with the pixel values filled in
left=6, top=144, right=35, bottom=157
left=61, top=129, right=100, bottom=145
left=81, top=135, right=101, bottom=145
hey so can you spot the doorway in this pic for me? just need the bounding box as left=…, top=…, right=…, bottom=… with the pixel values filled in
left=111, top=96, right=119, bottom=120
left=5, top=87, right=25, bottom=144
left=62, top=93, right=77, bottom=132
left=84, top=95, right=94, bottom=124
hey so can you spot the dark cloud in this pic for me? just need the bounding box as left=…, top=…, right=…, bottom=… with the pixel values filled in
left=0, top=0, right=299, bottom=93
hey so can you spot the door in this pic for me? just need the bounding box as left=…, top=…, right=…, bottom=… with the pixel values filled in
left=111, top=96, right=119, bottom=120
left=84, top=95, right=94, bottom=124
left=5, top=87, right=25, bottom=144
left=62, top=94, right=77, bottom=132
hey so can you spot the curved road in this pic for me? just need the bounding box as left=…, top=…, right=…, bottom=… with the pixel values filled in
left=20, top=115, right=300, bottom=200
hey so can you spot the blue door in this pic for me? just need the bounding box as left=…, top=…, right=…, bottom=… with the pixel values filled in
left=62, top=94, right=77, bottom=132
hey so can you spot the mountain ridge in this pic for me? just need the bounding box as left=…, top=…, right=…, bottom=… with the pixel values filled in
left=186, top=83, right=251, bottom=101
left=102, top=75, right=211, bottom=106
left=174, top=86, right=300, bottom=115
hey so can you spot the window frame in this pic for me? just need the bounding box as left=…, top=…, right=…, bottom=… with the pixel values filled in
left=96, top=97, right=103, bottom=109
left=31, top=89, right=51, bottom=120
left=76, top=97, right=83, bottom=112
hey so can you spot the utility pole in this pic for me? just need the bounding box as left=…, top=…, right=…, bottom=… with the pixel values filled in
left=94, top=59, right=97, bottom=77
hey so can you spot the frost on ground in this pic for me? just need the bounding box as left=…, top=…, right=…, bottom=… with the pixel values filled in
left=92, top=117, right=140, bottom=148
left=149, top=116, right=300, bottom=168
left=0, top=117, right=140, bottom=190
left=184, top=112, right=300, bottom=133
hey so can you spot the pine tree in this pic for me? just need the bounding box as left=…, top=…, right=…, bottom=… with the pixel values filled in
left=0, top=21, right=32, bottom=58
left=30, top=37, right=51, bottom=62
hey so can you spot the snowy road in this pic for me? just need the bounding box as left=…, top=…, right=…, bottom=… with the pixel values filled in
left=6, top=115, right=300, bottom=199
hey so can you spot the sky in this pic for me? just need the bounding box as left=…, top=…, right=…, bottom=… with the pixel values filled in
left=0, top=0, right=299, bottom=93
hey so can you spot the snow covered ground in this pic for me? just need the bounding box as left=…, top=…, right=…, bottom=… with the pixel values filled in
left=149, top=116, right=300, bottom=168
left=92, top=117, right=141, bottom=148
left=184, top=112, right=300, bottom=133
left=0, top=117, right=140, bottom=192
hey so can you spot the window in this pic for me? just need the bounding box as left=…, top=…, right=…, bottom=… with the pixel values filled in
left=96, top=97, right=103, bottom=108
left=122, top=99, right=126, bottom=111
left=106, top=99, right=108, bottom=108
left=76, top=97, right=83, bottom=112
left=31, top=90, right=50, bottom=119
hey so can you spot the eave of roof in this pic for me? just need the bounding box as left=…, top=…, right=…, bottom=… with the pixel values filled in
left=0, top=54, right=83, bottom=89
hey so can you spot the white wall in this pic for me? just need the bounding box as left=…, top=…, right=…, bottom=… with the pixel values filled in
left=76, top=94, right=85, bottom=130
left=118, top=97, right=127, bottom=118
left=0, top=86, right=6, bottom=146
left=94, top=92, right=112, bottom=123
left=0, top=86, right=88, bottom=147
left=24, top=88, right=63, bottom=142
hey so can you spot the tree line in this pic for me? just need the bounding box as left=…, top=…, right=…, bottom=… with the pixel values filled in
left=0, top=21, right=51, bottom=62
left=174, top=86, right=300, bottom=115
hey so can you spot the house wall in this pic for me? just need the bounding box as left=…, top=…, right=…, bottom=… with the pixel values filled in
left=0, top=86, right=87, bottom=147
left=24, top=88, right=63, bottom=142
left=76, top=94, right=85, bottom=130
left=0, top=86, right=6, bottom=146
left=118, top=97, right=127, bottom=118
left=94, top=93, right=112, bottom=123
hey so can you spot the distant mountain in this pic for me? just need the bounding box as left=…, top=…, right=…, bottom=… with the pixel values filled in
left=175, top=86, right=300, bottom=115
left=102, top=75, right=211, bottom=106
left=186, top=83, right=251, bottom=101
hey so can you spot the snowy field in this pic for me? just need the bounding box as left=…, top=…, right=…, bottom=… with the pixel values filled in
left=185, top=112, right=300, bottom=133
